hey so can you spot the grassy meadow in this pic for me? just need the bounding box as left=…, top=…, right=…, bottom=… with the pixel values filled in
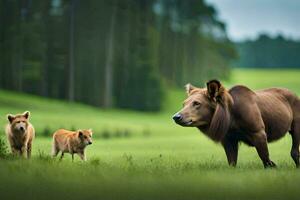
left=1, top=69, right=300, bottom=200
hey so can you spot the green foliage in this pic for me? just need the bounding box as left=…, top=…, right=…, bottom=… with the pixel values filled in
left=235, top=34, right=300, bottom=68
left=0, top=0, right=236, bottom=111
left=0, top=137, right=8, bottom=158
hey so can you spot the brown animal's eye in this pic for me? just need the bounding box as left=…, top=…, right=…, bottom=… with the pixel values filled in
left=84, top=136, right=87, bottom=139
left=192, top=101, right=201, bottom=107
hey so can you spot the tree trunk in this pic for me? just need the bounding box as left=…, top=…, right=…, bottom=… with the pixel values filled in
left=103, top=1, right=117, bottom=108
left=41, top=1, right=52, bottom=97
left=68, top=0, right=76, bottom=102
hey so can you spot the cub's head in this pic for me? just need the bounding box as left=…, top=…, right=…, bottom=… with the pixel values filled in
left=78, top=129, right=93, bottom=146
left=172, top=80, right=232, bottom=140
left=7, top=111, right=30, bottom=133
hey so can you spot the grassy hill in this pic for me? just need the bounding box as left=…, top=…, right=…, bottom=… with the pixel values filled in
left=1, top=69, right=300, bottom=200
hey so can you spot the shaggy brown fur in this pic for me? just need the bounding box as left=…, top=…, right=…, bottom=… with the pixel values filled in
left=52, top=129, right=93, bottom=161
left=173, top=80, right=300, bottom=168
left=5, top=111, right=35, bottom=158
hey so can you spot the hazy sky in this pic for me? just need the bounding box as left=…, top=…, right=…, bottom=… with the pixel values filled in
left=205, top=0, right=300, bottom=41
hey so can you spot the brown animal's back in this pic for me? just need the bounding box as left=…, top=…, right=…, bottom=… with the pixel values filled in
left=229, top=86, right=297, bottom=142
left=255, top=88, right=297, bottom=141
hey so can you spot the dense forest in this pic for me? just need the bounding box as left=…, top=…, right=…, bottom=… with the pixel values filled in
left=235, top=34, right=300, bottom=68
left=0, top=0, right=236, bottom=111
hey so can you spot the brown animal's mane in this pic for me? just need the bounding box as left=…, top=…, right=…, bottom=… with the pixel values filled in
left=207, top=85, right=233, bottom=142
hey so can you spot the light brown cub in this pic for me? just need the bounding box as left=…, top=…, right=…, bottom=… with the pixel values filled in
left=52, top=129, right=93, bottom=161
left=5, top=111, right=35, bottom=158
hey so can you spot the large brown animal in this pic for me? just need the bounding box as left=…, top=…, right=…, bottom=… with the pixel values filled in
left=5, top=111, right=35, bottom=158
left=173, top=80, right=300, bottom=168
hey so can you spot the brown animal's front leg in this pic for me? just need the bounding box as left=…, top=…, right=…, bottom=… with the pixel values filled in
left=251, top=131, right=276, bottom=168
left=222, top=137, right=238, bottom=167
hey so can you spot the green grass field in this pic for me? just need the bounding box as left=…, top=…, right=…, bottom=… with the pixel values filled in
left=1, top=69, right=300, bottom=200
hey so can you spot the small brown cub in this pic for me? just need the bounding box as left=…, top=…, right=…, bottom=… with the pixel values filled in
left=52, top=129, right=93, bottom=161
left=5, top=111, right=35, bottom=158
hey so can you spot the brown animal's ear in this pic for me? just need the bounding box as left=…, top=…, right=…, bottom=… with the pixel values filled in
left=78, top=131, right=83, bottom=138
left=206, top=80, right=223, bottom=101
left=23, top=111, right=30, bottom=119
left=185, top=83, right=196, bottom=95
left=7, top=114, right=15, bottom=123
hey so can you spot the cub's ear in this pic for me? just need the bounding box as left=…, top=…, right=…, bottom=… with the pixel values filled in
left=23, top=111, right=30, bottom=119
left=7, top=114, right=15, bottom=123
left=185, top=83, right=196, bottom=95
left=206, top=80, right=223, bottom=101
left=78, top=131, right=83, bottom=138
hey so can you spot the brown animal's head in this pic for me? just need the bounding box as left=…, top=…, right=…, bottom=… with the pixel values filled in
left=172, top=80, right=233, bottom=141
left=78, top=129, right=93, bottom=146
left=7, top=111, right=31, bottom=133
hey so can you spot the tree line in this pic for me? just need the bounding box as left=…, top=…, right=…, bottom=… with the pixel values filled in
left=0, top=0, right=236, bottom=111
left=235, top=34, right=300, bottom=68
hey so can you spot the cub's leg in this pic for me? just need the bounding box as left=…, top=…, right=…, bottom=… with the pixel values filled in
left=78, top=151, right=86, bottom=161
left=250, top=131, right=276, bottom=168
left=222, top=136, right=238, bottom=167
left=59, top=152, right=64, bottom=161
left=27, top=140, right=32, bottom=159
left=10, top=146, right=19, bottom=156
left=51, top=141, right=60, bottom=158
left=8, top=138, right=18, bottom=156
left=21, top=144, right=28, bottom=158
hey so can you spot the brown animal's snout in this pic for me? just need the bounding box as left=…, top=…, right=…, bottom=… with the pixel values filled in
left=172, top=113, right=183, bottom=122
left=88, top=141, right=92, bottom=145
left=172, top=112, right=193, bottom=126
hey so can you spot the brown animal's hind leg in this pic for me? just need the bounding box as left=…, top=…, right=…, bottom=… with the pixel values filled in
left=251, top=131, right=276, bottom=168
left=222, top=137, right=238, bottom=166
left=289, top=124, right=300, bottom=168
